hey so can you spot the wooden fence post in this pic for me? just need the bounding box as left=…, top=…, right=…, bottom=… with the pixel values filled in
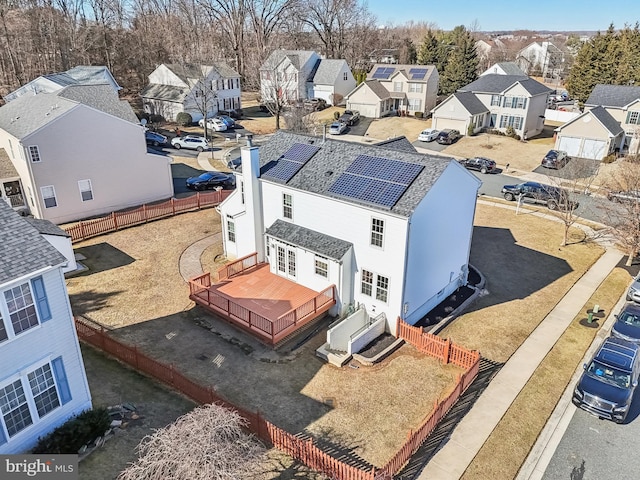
left=197, top=192, right=201, bottom=209
left=134, top=345, right=139, bottom=369
left=79, top=221, right=85, bottom=241
left=143, top=204, right=147, bottom=222
left=112, top=212, right=118, bottom=230
left=443, top=338, right=451, bottom=364
left=171, top=198, right=175, bottom=215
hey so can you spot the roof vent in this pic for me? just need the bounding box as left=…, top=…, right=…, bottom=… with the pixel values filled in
left=325, top=170, right=333, bottom=177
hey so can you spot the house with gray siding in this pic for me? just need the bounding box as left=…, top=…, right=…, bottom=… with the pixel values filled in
left=0, top=201, right=92, bottom=453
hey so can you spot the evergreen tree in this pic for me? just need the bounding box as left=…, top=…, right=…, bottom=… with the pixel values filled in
left=439, top=26, right=478, bottom=95
left=417, top=30, right=441, bottom=66
left=399, top=38, right=417, bottom=64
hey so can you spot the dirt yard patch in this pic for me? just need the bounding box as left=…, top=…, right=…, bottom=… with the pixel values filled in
left=364, top=116, right=431, bottom=141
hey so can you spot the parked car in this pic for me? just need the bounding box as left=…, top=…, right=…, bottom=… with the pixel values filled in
left=541, top=150, right=569, bottom=169
left=198, top=117, right=227, bottom=132
left=612, top=303, right=640, bottom=344
left=572, top=336, right=640, bottom=423
left=227, top=157, right=241, bottom=170
left=628, top=273, right=640, bottom=303
left=435, top=129, right=461, bottom=145
left=303, top=98, right=328, bottom=111
left=418, top=129, right=439, bottom=142
left=338, top=110, right=360, bottom=126
left=145, top=131, right=167, bottom=147
left=502, top=181, right=577, bottom=210
left=171, top=135, right=210, bottom=152
left=186, top=171, right=236, bottom=191
left=216, top=115, right=236, bottom=129
left=459, top=157, right=496, bottom=174
left=607, top=190, right=640, bottom=203
left=329, top=121, right=347, bottom=135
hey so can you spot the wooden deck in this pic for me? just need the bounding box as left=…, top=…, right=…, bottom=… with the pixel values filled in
left=189, top=254, right=336, bottom=345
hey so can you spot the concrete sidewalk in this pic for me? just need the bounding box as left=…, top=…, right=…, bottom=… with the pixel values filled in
left=417, top=247, right=624, bottom=480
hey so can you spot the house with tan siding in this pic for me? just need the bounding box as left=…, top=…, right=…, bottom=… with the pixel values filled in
left=554, top=106, right=623, bottom=160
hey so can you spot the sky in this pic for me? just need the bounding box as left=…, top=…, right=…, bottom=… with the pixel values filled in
left=367, top=0, right=640, bottom=32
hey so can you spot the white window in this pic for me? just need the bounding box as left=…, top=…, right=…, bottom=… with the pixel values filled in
left=491, top=95, right=501, bottom=106
left=41, top=185, right=57, bottom=208
left=78, top=179, right=93, bottom=202
left=627, top=111, right=640, bottom=125
left=408, top=83, right=423, bottom=93
left=277, top=246, right=286, bottom=273
left=503, top=96, right=527, bottom=109
left=408, top=98, right=422, bottom=111
left=283, top=193, right=293, bottom=220
left=28, top=364, right=60, bottom=418
left=361, top=270, right=373, bottom=296
left=371, top=218, right=384, bottom=247
left=376, top=275, right=389, bottom=302
left=343, top=72, right=348, bottom=81
left=28, top=146, right=41, bottom=163
left=227, top=216, right=235, bottom=243
left=0, top=379, right=32, bottom=437
left=4, top=283, right=38, bottom=335
left=393, top=82, right=403, bottom=92
left=499, top=115, right=523, bottom=130
left=315, top=257, right=328, bottom=278
left=287, top=250, right=296, bottom=277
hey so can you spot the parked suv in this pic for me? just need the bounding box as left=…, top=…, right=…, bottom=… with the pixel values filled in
left=627, top=273, right=640, bottom=303
left=541, top=150, right=569, bottom=169
left=459, top=157, right=496, bottom=174
left=572, top=336, right=640, bottom=423
left=501, top=181, right=577, bottom=210
left=436, top=129, right=461, bottom=145
left=612, top=303, right=640, bottom=344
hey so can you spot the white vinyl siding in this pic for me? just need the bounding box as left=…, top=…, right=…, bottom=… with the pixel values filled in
left=227, top=216, right=236, bottom=243
left=408, top=98, right=422, bottom=111
left=78, top=179, right=93, bottom=202
left=393, top=82, right=402, bottom=92
left=40, top=186, right=57, bottom=208
left=315, top=256, right=328, bottom=278
left=408, top=83, right=423, bottom=93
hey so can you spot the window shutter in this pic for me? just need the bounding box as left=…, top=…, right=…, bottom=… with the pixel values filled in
left=31, top=276, right=51, bottom=322
left=0, top=423, right=6, bottom=446
left=51, top=357, right=72, bottom=405
left=627, top=111, right=632, bottom=124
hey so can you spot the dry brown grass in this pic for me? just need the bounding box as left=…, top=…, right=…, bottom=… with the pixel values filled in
left=364, top=116, right=431, bottom=141
left=441, top=203, right=605, bottom=363
left=461, top=267, right=631, bottom=480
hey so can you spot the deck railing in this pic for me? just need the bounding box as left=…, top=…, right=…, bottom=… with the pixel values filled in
left=216, top=252, right=259, bottom=281
left=64, top=190, right=231, bottom=243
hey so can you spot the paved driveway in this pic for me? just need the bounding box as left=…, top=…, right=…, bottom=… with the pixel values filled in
left=412, top=139, right=449, bottom=152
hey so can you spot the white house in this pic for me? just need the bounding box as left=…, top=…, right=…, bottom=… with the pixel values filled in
left=346, top=64, right=438, bottom=118
left=141, top=63, right=241, bottom=122
left=0, top=84, right=174, bottom=224
left=0, top=201, right=92, bottom=453
left=215, top=131, right=480, bottom=345
left=3, top=66, right=121, bottom=103
left=480, top=62, right=527, bottom=77
left=260, top=50, right=356, bottom=106
left=516, top=41, right=564, bottom=78
left=475, top=39, right=507, bottom=71
left=432, top=74, right=551, bottom=138
left=24, top=217, right=78, bottom=274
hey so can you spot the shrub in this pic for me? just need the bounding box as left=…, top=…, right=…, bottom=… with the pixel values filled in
left=505, top=126, right=516, bottom=137
left=467, top=123, right=474, bottom=136
left=176, top=112, right=193, bottom=126
left=149, top=114, right=165, bottom=124
left=602, top=153, right=617, bottom=164
left=414, top=111, right=424, bottom=118
left=334, top=111, right=341, bottom=120
left=33, top=408, right=111, bottom=454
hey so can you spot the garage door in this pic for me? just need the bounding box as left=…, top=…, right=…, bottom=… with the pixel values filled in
left=557, top=136, right=582, bottom=157
left=434, top=118, right=467, bottom=134
left=580, top=139, right=606, bottom=160
left=347, top=102, right=377, bottom=118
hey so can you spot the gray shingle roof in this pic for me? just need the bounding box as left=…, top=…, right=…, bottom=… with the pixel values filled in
left=366, top=64, right=436, bottom=83
left=42, top=73, right=78, bottom=87
left=586, top=106, right=624, bottom=135
left=452, top=92, right=490, bottom=115
left=358, top=80, right=390, bottom=100
left=262, top=50, right=318, bottom=71
left=495, top=62, right=527, bottom=76
left=312, top=59, right=348, bottom=85
left=24, top=217, right=70, bottom=237
left=459, top=74, right=551, bottom=96
left=0, top=85, right=137, bottom=139
left=585, top=84, right=640, bottom=108
left=258, top=131, right=462, bottom=217
left=374, top=136, right=417, bottom=153
left=266, top=220, right=353, bottom=260
left=65, top=66, right=121, bottom=89
left=0, top=201, right=66, bottom=285
left=164, top=63, right=240, bottom=85
left=0, top=148, right=18, bottom=178
left=140, top=83, right=188, bottom=103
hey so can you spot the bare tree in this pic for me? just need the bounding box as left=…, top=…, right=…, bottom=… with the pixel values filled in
left=117, top=404, right=265, bottom=480
left=259, top=54, right=300, bottom=130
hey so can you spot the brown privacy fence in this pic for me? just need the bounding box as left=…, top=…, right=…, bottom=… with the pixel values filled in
left=75, top=316, right=480, bottom=480
left=63, top=190, right=231, bottom=243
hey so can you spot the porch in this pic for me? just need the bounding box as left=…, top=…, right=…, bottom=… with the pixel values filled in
left=0, top=149, right=26, bottom=210
left=189, top=253, right=336, bottom=346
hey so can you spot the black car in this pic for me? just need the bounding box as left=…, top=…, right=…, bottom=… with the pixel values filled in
left=459, top=157, right=496, bottom=174
left=186, top=171, right=235, bottom=191
left=572, top=336, right=640, bottom=423
left=541, top=150, right=569, bottom=169
left=612, top=303, right=640, bottom=344
left=436, top=129, right=461, bottom=145
left=501, top=181, right=577, bottom=210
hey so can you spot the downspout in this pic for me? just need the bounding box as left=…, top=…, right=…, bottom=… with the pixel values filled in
left=399, top=216, right=411, bottom=326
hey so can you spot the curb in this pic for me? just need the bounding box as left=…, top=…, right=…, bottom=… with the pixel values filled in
left=516, top=291, right=628, bottom=480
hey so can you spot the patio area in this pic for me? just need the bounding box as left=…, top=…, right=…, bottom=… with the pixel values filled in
left=189, top=254, right=335, bottom=345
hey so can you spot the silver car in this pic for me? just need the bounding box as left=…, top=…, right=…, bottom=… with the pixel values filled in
left=171, top=135, right=210, bottom=152
left=628, top=274, right=640, bottom=303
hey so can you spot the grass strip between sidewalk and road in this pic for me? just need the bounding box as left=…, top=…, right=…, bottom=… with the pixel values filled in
left=460, top=266, right=632, bottom=480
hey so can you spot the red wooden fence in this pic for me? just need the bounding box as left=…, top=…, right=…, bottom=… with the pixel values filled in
left=64, top=190, right=231, bottom=243
left=74, top=316, right=480, bottom=480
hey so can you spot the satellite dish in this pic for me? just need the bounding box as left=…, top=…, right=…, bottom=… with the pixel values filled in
left=140, top=118, right=147, bottom=126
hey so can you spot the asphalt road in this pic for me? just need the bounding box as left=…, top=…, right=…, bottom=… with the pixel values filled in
left=542, top=389, right=640, bottom=480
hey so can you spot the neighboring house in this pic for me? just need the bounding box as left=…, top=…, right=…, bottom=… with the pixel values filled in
left=475, top=39, right=507, bottom=71
left=259, top=50, right=356, bottom=106
left=24, top=217, right=78, bottom=274
left=432, top=74, right=551, bottom=138
left=480, top=62, right=527, bottom=77
left=516, top=41, right=564, bottom=78
left=4, top=66, right=121, bottom=103
left=206, top=130, right=480, bottom=348
left=553, top=106, right=623, bottom=160
left=0, top=84, right=174, bottom=224
left=0, top=201, right=92, bottom=453
left=141, top=63, right=241, bottom=122
left=584, top=84, right=640, bottom=155
left=369, top=49, right=400, bottom=64
left=345, top=64, right=439, bottom=118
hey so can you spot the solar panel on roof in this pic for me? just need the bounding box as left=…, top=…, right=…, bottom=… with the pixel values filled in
left=328, top=155, right=424, bottom=209
left=409, top=68, right=428, bottom=80
left=283, top=143, right=320, bottom=163
left=372, top=67, right=396, bottom=79
left=261, top=143, right=321, bottom=183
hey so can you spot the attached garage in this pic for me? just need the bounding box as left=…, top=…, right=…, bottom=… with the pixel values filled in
left=557, top=136, right=582, bottom=158
left=431, top=92, right=489, bottom=137
left=554, top=106, right=623, bottom=160
left=346, top=102, right=378, bottom=118
left=581, top=139, right=606, bottom=159
left=433, top=118, right=468, bottom=134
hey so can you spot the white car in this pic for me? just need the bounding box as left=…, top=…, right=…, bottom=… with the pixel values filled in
left=198, top=117, right=227, bottom=132
left=329, top=121, right=347, bottom=135
left=171, top=135, right=210, bottom=152
left=418, top=129, right=439, bottom=142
